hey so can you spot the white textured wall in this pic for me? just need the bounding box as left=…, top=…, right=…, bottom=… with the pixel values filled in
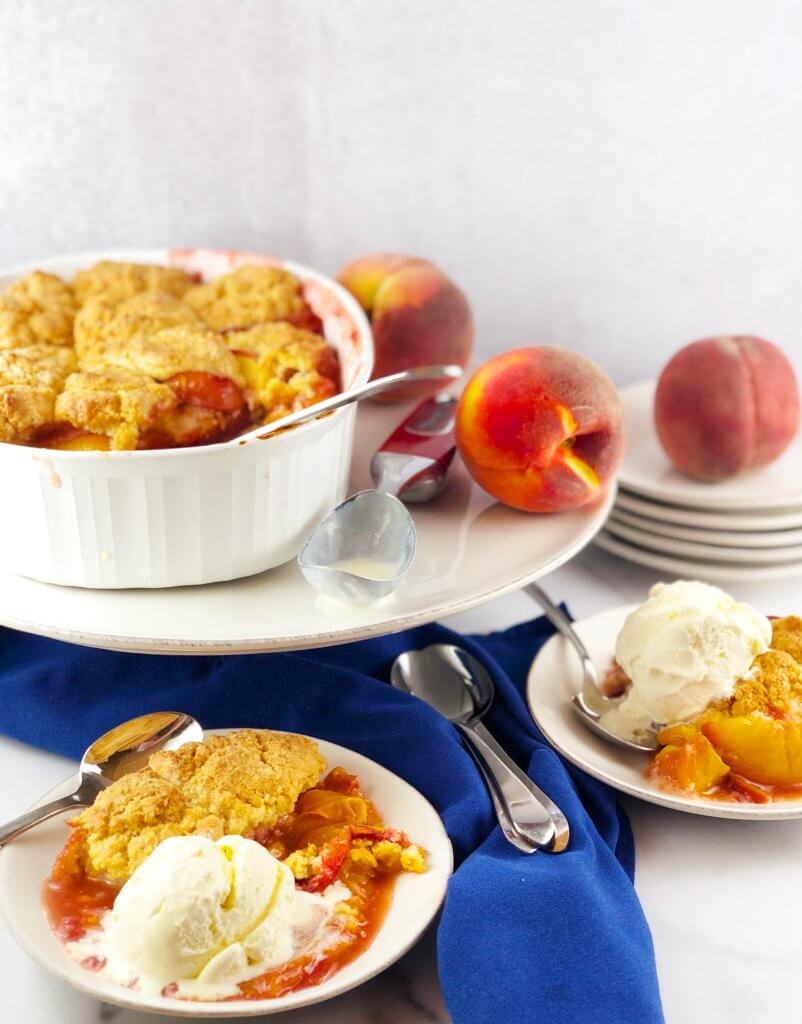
left=2, top=0, right=802, bottom=384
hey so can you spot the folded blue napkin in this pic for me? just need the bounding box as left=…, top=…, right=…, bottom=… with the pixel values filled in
left=0, top=615, right=663, bottom=1024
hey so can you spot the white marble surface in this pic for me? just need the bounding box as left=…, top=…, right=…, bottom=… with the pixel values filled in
left=2, top=546, right=802, bottom=1022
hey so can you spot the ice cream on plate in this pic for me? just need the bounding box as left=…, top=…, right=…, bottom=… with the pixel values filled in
left=601, top=580, right=772, bottom=743
left=43, top=730, right=427, bottom=1003
left=65, top=834, right=349, bottom=1000
left=597, top=581, right=802, bottom=802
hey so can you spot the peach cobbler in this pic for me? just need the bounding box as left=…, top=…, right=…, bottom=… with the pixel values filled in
left=43, top=730, right=426, bottom=1002
left=0, top=260, right=339, bottom=450
left=601, top=580, right=802, bottom=803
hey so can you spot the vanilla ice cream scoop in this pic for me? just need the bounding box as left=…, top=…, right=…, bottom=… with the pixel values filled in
left=601, top=580, right=771, bottom=742
left=67, top=834, right=349, bottom=1000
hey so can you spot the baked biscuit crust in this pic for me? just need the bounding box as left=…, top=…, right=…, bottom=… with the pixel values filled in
left=82, top=323, right=246, bottom=388
left=74, top=292, right=203, bottom=362
left=0, top=260, right=341, bottom=449
left=72, top=261, right=195, bottom=307
left=75, top=729, right=326, bottom=880
left=0, top=345, right=79, bottom=443
left=185, top=265, right=318, bottom=331
left=55, top=368, right=178, bottom=450
left=0, top=385, right=56, bottom=443
left=0, top=271, right=76, bottom=348
left=769, top=615, right=802, bottom=665
left=0, top=345, right=77, bottom=390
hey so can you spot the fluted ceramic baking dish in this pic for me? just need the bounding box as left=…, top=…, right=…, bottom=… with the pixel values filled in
left=0, top=248, right=374, bottom=588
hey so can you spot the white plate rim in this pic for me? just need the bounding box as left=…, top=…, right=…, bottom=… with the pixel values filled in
left=525, top=606, right=802, bottom=820
left=0, top=487, right=616, bottom=655
left=0, top=729, right=453, bottom=1017
left=615, top=490, right=802, bottom=530
left=594, top=529, right=802, bottom=582
left=604, top=517, right=802, bottom=563
left=609, top=507, right=802, bottom=548
left=618, top=381, right=802, bottom=511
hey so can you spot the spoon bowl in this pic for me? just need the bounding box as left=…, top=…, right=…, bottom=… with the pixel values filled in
left=525, top=582, right=658, bottom=753
left=0, top=711, right=203, bottom=846
left=298, top=490, right=416, bottom=604
left=295, top=369, right=462, bottom=603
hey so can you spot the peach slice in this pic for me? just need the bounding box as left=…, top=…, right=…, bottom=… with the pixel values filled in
left=702, top=715, right=802, bottom=786
left=650, top=724, right=730, bottom=793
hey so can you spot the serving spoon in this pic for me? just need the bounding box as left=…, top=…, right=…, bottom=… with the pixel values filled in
left=234, top=364, right=463, bottom=445
left=0, top=711, right=203, bottom=847
left=298, top=391, right=459, bottom=604
left=392, top=644, right=570, bottom=853
left=525, top=582, right=658, bottom=753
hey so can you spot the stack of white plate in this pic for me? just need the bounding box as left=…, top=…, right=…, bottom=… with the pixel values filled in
left=596, top=381, right=802, bottom=582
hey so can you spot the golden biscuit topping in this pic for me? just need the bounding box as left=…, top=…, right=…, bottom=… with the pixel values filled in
left=727, top=649, right=802, bottom=718
left=0, top=271, right=76, bottom=348
left=83, top=323, right=245, bottom=387
left=0, top=261, right=340, bottom=450
left=231, top=322, right=339, bottom=420
left=55, top=368, right=177, bottom=450
left=0, top=344, right=79, bottom=443
left=75, top=730, right=326, bottom=880
left=72, top=261, right=195, bottom=307
left=0, top=385, right=56, bottom=443
left=0, top=344, right=77, bottom=390
left=74, top=292, right=202, bottom=362
left=769, top=615, right=802, bottom=666
left=185, top=265, right=316, bottom=331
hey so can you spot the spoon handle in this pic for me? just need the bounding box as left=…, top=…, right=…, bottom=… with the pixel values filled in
left=245, top=364, right=463, bottom=443
left=462, top=742, right=538, bottom=853
left=0, top=790, right=84, bottom=846
left=458, top=721, right=570, bottom=853
left=525, top=581, right=605, bottom=717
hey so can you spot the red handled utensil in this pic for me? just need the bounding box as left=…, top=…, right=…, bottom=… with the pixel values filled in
left=370, top=393, right=458, bottom=504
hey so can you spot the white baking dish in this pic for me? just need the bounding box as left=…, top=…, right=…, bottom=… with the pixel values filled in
left=0, top=248, right=374, bottom=588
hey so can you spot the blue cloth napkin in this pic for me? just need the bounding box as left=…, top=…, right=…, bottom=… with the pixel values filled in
left=0, top=616, right=663, bottom=1024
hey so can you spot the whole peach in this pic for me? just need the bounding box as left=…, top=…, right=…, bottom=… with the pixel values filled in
left=456, top=347, right=624, bottom=513
left=337, top=254, right=473, bottom=402
left=654, top=336, right=800, bottom=482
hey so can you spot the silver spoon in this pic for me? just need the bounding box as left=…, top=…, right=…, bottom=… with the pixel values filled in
left=298, top=389, right=460, bottom=604
left=392, top=644, right=570, bottom=854
left=299, top=489, right=416, bottom=603
left=525, top=582, right=658, bottom=753
left=238, top=364, right=463, bottom=444
left=0, top=711, right=203, bottom=846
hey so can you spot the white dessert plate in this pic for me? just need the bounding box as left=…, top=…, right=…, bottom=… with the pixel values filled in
left=0, top=729, right=453, bottom=1018
left=594, top=530, right=802, bottom=582
left=619, top=381, right=802, bottom=511
left=610, top=507, right=802, bottom=549
left=605, top=517, right=802, bottom=564
left=0, top=399, right=614, bottom=654
left=615, top=490, right=802, bottom=531
left=526, top=606, right=802, bottom=820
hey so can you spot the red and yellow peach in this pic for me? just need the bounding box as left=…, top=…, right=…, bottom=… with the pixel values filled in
left=337, top=254, right=473, bottom=403
left=455, top=347, right=624, bottom=513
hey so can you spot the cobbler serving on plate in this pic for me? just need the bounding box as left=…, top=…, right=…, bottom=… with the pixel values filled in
left=600, top=580, right=802, bottom=803
left=0, top=260, right=340, bottom=450
left=43, top=730, right=426, bottom=1002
